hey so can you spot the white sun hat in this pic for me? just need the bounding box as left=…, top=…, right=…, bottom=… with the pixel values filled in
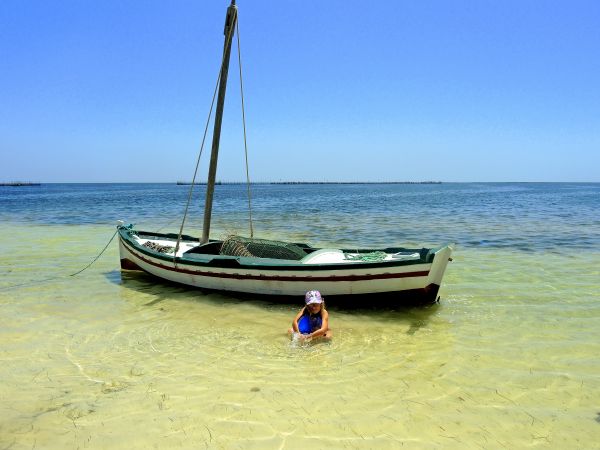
left=305, top=290, right=323, bottom=305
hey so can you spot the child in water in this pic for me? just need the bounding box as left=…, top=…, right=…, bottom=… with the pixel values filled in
left=289, top=290, right=332, bottom=341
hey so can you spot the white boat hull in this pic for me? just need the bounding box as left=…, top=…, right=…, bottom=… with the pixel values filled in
left=118, top=229, right=453, bottom=303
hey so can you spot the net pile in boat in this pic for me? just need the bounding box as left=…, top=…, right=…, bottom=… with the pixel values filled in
left=220, top=235, right=306, bottom=260
left=142, top=241, right=175, bottom=254
left=344, top=251, right=388, bottom=262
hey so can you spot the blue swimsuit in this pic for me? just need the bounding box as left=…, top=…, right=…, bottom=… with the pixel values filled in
left=298, top=311, right=323, bottom=335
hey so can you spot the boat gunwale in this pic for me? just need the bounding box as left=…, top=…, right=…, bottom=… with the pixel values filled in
left=118, top=227, right=448, bottom=272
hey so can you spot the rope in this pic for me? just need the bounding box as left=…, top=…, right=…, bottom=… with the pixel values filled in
left=154, top=216, right=180, bottom=233
left=173, top=46, right=226, bottom=260
left=236, top=19, right=254, bottom=238
left=69, top=229, right=118, bottom=276
left=174, top=8, right=255, bottom=253
left=0, top=229, right=119, bottom=292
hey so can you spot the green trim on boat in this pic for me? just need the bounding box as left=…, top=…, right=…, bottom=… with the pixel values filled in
left=118, top=225, right=447, bottom=271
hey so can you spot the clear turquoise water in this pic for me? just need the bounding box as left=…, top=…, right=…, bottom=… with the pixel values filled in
left=1, top=183, right=599, bottom=448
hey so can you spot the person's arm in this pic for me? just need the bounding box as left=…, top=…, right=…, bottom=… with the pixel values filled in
left=291, top=307, right=306, bottom=333
left=304, top=310, right=329, bottom=339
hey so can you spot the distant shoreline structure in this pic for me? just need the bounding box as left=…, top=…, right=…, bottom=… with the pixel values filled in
left=176, top=181, right=442, bottom=185
left=0, top=182, right=41, bottom=187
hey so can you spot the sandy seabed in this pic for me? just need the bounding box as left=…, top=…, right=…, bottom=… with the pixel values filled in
left=1, top=223, right=599, bottom=449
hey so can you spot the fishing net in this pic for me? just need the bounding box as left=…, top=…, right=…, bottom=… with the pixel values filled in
left=142, top=241, right=175, bottom=254
left=344, top=251, right=388, bottom=262
left=220, top=235, right=307, bottom=260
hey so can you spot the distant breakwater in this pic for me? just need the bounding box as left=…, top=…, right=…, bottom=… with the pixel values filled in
left=176, top=181, right=442, bottom=185
left=0, top=182, right=41, bottom=187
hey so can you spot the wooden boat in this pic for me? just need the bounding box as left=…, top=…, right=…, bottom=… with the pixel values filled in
left=118, top=1, right=453, bottom=304
left=118, top=226, right=453, bottom=303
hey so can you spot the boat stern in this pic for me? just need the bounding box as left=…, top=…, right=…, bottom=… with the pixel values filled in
left=425, top=244, right=454, bottom=298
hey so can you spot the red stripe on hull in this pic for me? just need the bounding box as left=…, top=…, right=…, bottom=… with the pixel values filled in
left=121, top=239, right=430, bottom=282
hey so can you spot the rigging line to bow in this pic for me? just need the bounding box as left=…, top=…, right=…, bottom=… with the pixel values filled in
left=173, top=33, right=230, bottom=259
left=236, top=18, right=254, bottom=238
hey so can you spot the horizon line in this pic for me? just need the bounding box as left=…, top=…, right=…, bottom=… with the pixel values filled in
left=2, top=180, right=599, bottom=185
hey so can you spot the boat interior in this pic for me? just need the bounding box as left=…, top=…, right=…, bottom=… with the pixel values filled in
left=132, top=232, right=428, bottom=265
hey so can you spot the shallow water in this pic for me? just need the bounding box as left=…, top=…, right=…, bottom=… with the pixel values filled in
left=1, top=183, right=599, bottom=448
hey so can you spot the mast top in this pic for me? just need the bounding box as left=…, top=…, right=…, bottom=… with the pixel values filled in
left=224, top=0, right=237, bottom=36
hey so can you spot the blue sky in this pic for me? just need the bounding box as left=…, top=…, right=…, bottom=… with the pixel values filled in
left=1, top=0, right=599, bottom=182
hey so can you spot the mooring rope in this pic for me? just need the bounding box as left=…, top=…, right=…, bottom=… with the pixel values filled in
left=0, top=229, right=119, bottom=292
left=68, top=229, right=118, bottom=276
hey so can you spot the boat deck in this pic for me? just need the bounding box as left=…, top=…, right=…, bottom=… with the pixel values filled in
left=132, top=235, right=422, bottom=265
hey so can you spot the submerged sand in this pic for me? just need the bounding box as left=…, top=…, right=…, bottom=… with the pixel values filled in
left=1, top=224, right=599, bottom=448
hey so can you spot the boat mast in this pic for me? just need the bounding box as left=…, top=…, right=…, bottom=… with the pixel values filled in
left=201, top=0, right=238, bottom=244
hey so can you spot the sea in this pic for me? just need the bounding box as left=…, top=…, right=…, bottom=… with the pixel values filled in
left=0, top=182, right=599, bottom=448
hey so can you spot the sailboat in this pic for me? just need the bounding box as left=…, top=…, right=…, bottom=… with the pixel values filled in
left=117, top=1, right=453, bottom=304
